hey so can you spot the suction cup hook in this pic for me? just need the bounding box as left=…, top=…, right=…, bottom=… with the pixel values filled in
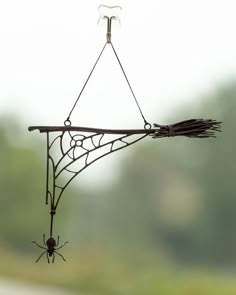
left=98, top=5, right=122, bottom=43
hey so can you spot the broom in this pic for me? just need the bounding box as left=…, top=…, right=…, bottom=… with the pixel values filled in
left=151, top=119, right=222, bottom=138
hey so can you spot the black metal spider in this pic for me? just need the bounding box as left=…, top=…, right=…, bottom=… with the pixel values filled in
left=32, top=234, right=68, bottom=263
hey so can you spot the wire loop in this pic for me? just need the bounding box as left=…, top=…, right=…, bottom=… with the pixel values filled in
left=144, top=122, right=152, bottom=129
left=64, top=119, right=71, bottom=126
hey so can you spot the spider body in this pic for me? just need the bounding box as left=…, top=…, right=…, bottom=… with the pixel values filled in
left=46, top=237, right=57, bottom=257
left=32, top=234, right=68, bottom=263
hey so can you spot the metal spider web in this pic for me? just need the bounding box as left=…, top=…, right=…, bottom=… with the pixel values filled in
left=29, top=6, right=221, bottom=263
left=29, top=126, right=150, bottom=212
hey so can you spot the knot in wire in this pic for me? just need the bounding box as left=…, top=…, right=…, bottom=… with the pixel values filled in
left=50, top=208, right=56, bottom=216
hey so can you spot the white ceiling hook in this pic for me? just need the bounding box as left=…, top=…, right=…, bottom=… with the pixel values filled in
left=98, top=4, right=122, bottom=24
left=98, top=5, right=122, bottom=43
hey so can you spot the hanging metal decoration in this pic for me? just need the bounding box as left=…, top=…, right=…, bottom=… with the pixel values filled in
left=29, top=5, right=221, bottom=263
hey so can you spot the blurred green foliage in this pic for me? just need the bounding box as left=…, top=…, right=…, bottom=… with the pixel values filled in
left=72, top=83, right=236, bottom=268
left=0, top=118, right=71, bottom=252
left=0, top=82, right=235, bottom=294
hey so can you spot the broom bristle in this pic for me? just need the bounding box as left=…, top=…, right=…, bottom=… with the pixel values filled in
left=151, top=119, right=222, bottom=138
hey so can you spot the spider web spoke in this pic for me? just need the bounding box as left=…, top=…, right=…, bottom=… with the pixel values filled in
left=110, top=136, right=130, bottom=151
left=49, top=134, right=62, bottom=150
left=48, top=133, right=66, bottom=168
left=91, top=136, right=97, bottom=148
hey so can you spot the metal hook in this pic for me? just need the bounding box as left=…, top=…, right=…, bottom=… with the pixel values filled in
left=98, top=5, right=122, bottom=43
left=104, top=16, right=116, bottom=43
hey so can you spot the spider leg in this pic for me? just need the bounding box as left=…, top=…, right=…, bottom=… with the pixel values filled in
left=56, top=235, right=60, bottom=247
left=52, top=253, right=55, bottom=263
left=35, top=250, right=47, bottom=263
left=43, top=234, right=47, bottom=246
left=46, top=252, right=50, bottom=264
left=55, top=241, right=69, bottom=250
left=54, top=251, right=66, bottom=261
left=32, top=241, right=47, bottom=250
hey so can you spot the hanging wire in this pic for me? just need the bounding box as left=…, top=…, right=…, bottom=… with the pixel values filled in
left=66, top=20, right=150, bottom=128
left=110, top=42, right=150, bottom=128
left=65, top=43, right=107, bottom=124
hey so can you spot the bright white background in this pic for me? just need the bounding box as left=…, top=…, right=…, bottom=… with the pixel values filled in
left=0, top=0, right=235, bottom=124
left=0, top=0, right=235, bottom=185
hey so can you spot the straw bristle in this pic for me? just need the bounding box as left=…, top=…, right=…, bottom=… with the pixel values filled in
left=151, top=119, right=222, bottom=139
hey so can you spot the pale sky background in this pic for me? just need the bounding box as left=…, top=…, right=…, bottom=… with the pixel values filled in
left=0, top=0, right=235, bottom=186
